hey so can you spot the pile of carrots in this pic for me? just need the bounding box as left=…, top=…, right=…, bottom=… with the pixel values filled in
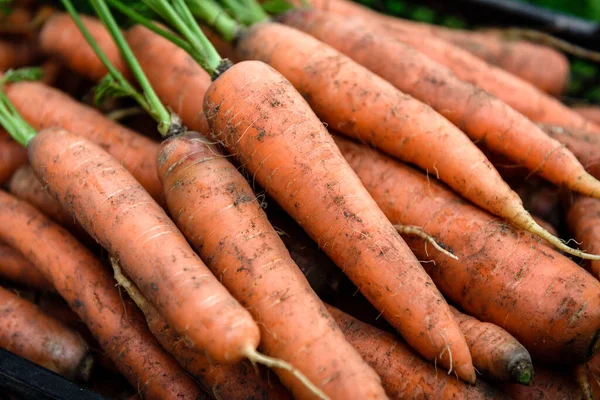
left=2, top=0, right=600, bottom=398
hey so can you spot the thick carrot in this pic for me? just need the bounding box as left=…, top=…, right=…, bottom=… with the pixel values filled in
left=0, top=243, right=50, bottom=289
left=504, top=367, right=583, bottom=400
left=0, top=285, right=92, bottom=380
left=450, top=306, right=533, bottom=384
left=204, top=59, right=475, bottom=382
left=0, top=190, right=205, bottom=399
left=334, top=135, right=600, bottom=364
left=27, top=127, right=260, bottom=365
left=0, top=130, right=27, bottom=185
left=157, top=132, right=386, bottom=399
left=301, top=0, right=569, bottom=95
left=574, top=106, right=600, bottom=126
left=567, top=195, right=600, bottom=280
left=4, top=80, right=162, bottom=200
left=233, top=16, right=599, bottom=259
left=39, top=13, right=129, bottom=82
left=541, top=124, right=600, bottom=180
left=111, top=261, right=292, bottom=400
left=326, top=305, right=505, bottom=399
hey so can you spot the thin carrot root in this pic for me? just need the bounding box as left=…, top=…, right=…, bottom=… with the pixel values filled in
left=576, top=364, right=593, bottom=400
left=110, top=258, right=149, bottom=312
left=242, top=347, right=330, bottom=400
left=395, top=224, right=458, bottom=260
left=514, top=212, right=600, bottom=260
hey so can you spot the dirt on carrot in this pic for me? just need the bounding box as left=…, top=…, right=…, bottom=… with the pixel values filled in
left=0, top=243, right=51, bottom=289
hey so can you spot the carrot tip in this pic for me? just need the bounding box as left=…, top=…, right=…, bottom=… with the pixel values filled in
left=509, top=358, right=534, bottom=385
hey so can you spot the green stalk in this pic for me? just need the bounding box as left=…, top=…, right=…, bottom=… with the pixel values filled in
left=0, top=89, right=36, bottom=146
left=237, top=0, right=268, bottom=24
left=186, top=0, right=239, bottom=43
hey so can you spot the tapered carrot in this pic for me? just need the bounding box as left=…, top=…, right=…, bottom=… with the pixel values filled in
left=0, top=130, right=27, bottom=185
left=0, top=285, right=92, bottom=380
left=0, top=191, right=205, bottom=399
left=574, top=106, right=600, bottom=126
left=0, top=243, right=50, bottom=289
left=504, top=367, right=583, bottom=400
left=111, top=260, right=292, bottom=400
left=334, top=135, right=600, bottom=364
left=450, top=306, right=533, bottom=384
left=326, top=305, right=505, bottom=399
left=204, top=58, right=475, bottom=382
left=157, top=131, right=386, bottom=399
left=231, top=14, right=599, bottom=259
left=567, top=195, right=600, bottom=280
left=299, top=0, right=569, bottom=96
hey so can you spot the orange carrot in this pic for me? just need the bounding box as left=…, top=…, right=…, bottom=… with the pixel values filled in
left=4, top=80, right=162, bottom=200
left=334, top=135, right=600, bottom=364
left=450, top=306, right=533, bottom=384
left=574, top=106, right=600, bottom=126
left=0, top=243, right=50, bottom=289
left=0, top=190, right=205, bottom=399
left=504, top=367, right=583, bottom=399
left=156, top=131, right=386, bottom=399
left=233, top=16, right=599, bottom=259
left=0, top=130, right=27, bottom=185
left=0, top=285, right=92, bottom=380
left=326, top=305, right=506, bottom=399
left=111, top=261, right=292, bottom=400
left=204, top=59, right=475, bottom=382
left=567, top=195, right=600, bottom=280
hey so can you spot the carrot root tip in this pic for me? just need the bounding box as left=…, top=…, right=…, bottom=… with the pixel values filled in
left=395, top=224, right=459, bottom=260
left=509, top=358, right=534, bottom=385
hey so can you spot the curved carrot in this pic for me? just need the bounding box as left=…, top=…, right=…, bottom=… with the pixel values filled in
left=450, top=306, right=533, bottom=384
left=0, top=130, right=27, bottom=185
left=234, top=16, right=600, bottom=259
left=567, top=195, right=600, bottom=280
left=40, top=13, right=129, bottom=82
left=574, top=106, right=600, bottom=126
left=0, top=190, right=205, bottom=399
left=111, top=261, right=292, bottom=400
left=0, top=285, right=92, bottom=380
left=334, top=135, right=600, bottom=364
left=28, top=127, right=260, bottom=365
left=0, top=243, right=50, bottom=289
left=326, top=305, right=506, bottom=399
left=4, top=80, right=162, bottom=200
left=157, top=132, right=386, bottom=399
left=204, top=59, right=475, bottom=382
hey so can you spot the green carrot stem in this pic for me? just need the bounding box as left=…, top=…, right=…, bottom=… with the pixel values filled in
left=186, top=0, right=239, bottom=43
left=0, top=89, right=36, bottom=146
left=237, top=0, right=268, bottom=24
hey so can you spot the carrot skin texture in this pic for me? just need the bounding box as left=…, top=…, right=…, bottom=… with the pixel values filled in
left=277, top=10, right=600, bottom=199
left=39, top=13, right=129, bottom=82
left=0, top=191, right=204, bottom=399
left=542, top=125, right=600, bottom=180
left=204, top=60, right=475, bottom=382
left=567, top=196, right=600, bottom=280
left=0, top=286, right=91, bottom=380
left=28, top=128, right=260, bottom=364
left=326, top=305, right=506, bottom=399
left=504, top=367, right=583, bottom=399
left=334, top=136, right=600, bottom=364
left=0, top=130, right=28, bottom=185
left=4, top=81, right=162, bottom=200
left=157, top=132, right=386, bottom=399
left=0, top=244, right=51, bottom=289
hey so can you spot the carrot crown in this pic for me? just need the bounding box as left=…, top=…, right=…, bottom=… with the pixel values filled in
left=0, top=68, right=42, bottom=146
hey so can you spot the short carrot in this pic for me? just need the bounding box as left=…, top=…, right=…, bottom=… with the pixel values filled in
left=567, top=195, right=600, bottom=281
left=157, top=131, right=386, bottom=399
left=0, top=190, right=205, bottom=399
left=231, top=11, right=600, bottom=259
left=334, top=135, right=600, bottom=364
left=0, top=129, right=27, bottom=185
left=0, top=285, right=92, bottom=381
left=111, top=260, right=292, bottom=400
left=326, top=305, right=506, bottom=399
left=0, top=243, right=50, bottom=289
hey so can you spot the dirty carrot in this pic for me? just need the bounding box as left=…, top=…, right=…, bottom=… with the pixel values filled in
left=0, top=129, right=27, bottom=185
left=0, top=285, right=92, bottom=380
left=229, top=8, right=600, bottom=259
left=0, top=243, right=51, bottom=289
left=567, top=195, right=600, bottom=281
left=0, top=191, right=205, bottom=399
left=334, top=135, right=600, bottom=364
left=157, top=131, right=386, bottom=399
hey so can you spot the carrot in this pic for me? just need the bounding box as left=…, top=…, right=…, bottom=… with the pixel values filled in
left=111, top=260, right=292, bottom=400
left=450, top=306, right=533, bottom=384
left=233, top=13, right=599, bottom=259
left=3, top=80, right=163, bottom=200
left=0, top=190, right=205, bottom=399
left=156, top=131, right=386, bottom=399
left=326, top=305, right=505, bottom=399
left=567, top=195, right=600, bottom=281
left=334, top=135, right=600, bottom=364
left=0, top=129, right=27, bottom=185
left=301, top=0, right=569, bottom=96
left=203, top=57, right=475, bottom=382
left=0, top=39, right=37, bottom=71
left=0, top=285, right=92, bottom=380
left=574, top=106, right=600, bottom=126
left=504, top=367, right=583, bottom=400
left=0, top=243, right=50, bottom=289
left=581, top=352, right=600, bottom=400
left=39, top=13, right=129, bottom=82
